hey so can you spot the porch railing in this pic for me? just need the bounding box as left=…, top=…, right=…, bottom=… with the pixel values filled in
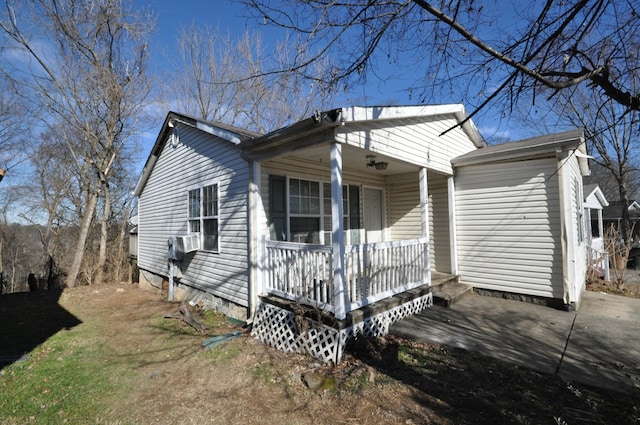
left=263, top=240, right=334, bottom=311
left=262, top=237, right=430, bottom=315
left=587, top=238, right=610, bottom=281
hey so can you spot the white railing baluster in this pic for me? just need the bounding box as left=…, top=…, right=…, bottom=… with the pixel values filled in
left=262, top=237, right=430, bottom=315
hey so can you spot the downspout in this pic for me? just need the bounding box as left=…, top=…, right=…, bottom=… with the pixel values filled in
left=556, top=149, right=574, bottom=309
left=167, top=238, right=176, bottom=302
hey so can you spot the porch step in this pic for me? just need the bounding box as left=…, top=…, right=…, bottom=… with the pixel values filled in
left=431, top=282, right=473, bottom=308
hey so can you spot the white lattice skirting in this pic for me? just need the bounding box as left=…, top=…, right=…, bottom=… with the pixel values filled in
left=251, top=293, right=432, bottom=364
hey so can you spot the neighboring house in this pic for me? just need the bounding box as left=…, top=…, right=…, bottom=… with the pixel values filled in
left=451, top=130, right=590, bottom=309
left=601, top=200, right=640, bottom=242
left=583, top=185, right=609, bottom=279
left=134, top=107, right=591, bottom=362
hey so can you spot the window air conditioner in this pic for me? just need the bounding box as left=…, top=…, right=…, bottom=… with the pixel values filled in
left=177, top=234, right=200, bottom=253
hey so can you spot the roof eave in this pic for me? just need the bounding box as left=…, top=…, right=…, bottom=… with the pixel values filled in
left=451, top=129, right=586, bottom=168
left=134, top=112, right=258, bottom=196
left=239, top=109, right=343, bottom=159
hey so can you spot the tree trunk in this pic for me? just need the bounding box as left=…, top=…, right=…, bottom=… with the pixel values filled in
left=114, top=204, right=131, bottom=283
left=618, top=178, right=632, bottom=243
left=95, top=182, right=111, bottom=285
left=65, top=190, right=99, bottom=288
left=0, top=238, right=3, bottom=294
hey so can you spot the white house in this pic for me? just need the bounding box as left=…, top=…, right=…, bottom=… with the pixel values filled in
left=134, top=107, right=592, bottom=362
left=583, top=184, right=609, bottom=279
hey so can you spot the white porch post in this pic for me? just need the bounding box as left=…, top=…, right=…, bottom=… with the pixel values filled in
left=248, top=161, right=264, bottom=320
left=448, top=175, right=459, bottom=275
left=419, top=168, right=431, bottom=284
left=597, top=208, right=604, bottom=241
left=331, top=142, right=347, bottom=320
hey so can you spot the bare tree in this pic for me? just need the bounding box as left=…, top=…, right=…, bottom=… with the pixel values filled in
left=20, top=131, right=76, bottom=286
left=0, top=0, right=153, bottom=286
left=243, top=0, right=640, bottom=117
left=587, top=162, right=640, bottom=203
left=0, top=80, right=32, bottom=182
left=166, top=23, right=332, bottom=133
left=554, top=84, right=640, bottom=241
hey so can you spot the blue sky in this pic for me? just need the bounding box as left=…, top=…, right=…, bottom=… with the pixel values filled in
left=135, top=0, right=529, bottom=162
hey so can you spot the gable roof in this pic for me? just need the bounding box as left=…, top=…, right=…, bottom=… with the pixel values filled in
left=240, top=104, right=486, bottom=160
left=583, top=184, right=609, bottom=209
left=133, top=111, right=261, bottom=196
left=451, top=129, right=589, bottom=175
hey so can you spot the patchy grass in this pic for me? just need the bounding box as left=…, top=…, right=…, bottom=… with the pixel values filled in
left=1, top=284, right=639, bottom=425
left=0, top=327, right=117, bottom=424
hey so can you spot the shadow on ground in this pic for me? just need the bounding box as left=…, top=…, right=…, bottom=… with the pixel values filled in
left=345, top=334, right=639, bottom=425
left=0, top=289, right=82, bottom=370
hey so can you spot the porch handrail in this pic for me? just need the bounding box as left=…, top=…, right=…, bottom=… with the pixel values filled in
left=345, top=237, right=430, bottom=310
left=263, top=240, right=335, bottom=311
left=587, top=243, right=610, bottom=281
left=262, top=237, right=430, bottom=315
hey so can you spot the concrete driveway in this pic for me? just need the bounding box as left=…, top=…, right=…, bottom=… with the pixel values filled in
left=390, top=291, right=640, bottom=393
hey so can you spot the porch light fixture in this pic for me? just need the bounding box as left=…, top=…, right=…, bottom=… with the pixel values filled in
left=366, top=155, right=388, bottom=170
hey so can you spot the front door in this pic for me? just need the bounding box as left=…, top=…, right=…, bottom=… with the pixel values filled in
left=364, top=188, right=384, bottom=243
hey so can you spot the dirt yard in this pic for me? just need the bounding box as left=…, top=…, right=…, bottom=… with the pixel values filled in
left=2, top=283, right=639, bottom=424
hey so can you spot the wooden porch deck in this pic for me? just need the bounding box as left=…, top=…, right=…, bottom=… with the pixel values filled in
left=256, top=272, right=457, bottom=334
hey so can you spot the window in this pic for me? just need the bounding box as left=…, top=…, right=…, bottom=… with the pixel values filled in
left=323, top=183, right=351, bottom=245
left=574, top=177, right=584, bottom=244
left=188, top=184, right=219, bottom=251
left=289, top=178, right=321, bottom=243
left=268, top=175, right=361, bottom=245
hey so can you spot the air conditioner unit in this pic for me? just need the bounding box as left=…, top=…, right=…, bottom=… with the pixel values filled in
left=177, top=234, right=200, bottom=253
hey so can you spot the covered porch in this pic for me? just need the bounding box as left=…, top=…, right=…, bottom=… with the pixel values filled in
left=241, top=107, right=482, bottom=363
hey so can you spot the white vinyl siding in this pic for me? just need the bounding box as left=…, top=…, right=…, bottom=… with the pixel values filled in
left=567, top=156, right=587, bottom=300
left=336, top=115, right=478, bottom=175
left=382, top=171, right=451, bottom=272
left=387, top=180, right=421, bottom=241
left=428, top=174, right=452, bottom=273
left=455, top=158, right=564, bottom=298
left=138, top=125, right=250, bottom=307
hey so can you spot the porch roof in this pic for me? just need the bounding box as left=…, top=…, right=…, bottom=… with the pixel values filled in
left=239, top=104, right=486, bottom=161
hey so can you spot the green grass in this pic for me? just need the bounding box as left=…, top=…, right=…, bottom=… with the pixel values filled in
left=0, top=328, right=118, bottom=424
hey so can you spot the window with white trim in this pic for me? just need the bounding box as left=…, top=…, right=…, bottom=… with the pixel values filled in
left=268, top=175, right=360, bottom=245
left=574, top=177, right=584, bottom=244
left=289, top=178, right=321, bottom=244
left=323, top=183, right=351, bottom=245
left=188, top=184, right=219, bottom=251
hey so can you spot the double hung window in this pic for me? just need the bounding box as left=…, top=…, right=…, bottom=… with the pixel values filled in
left=289, top=178, right=321, bottom=244
left=188, top=184, right=219, bottom=251
left=268, top=175, right=360, bottom=245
